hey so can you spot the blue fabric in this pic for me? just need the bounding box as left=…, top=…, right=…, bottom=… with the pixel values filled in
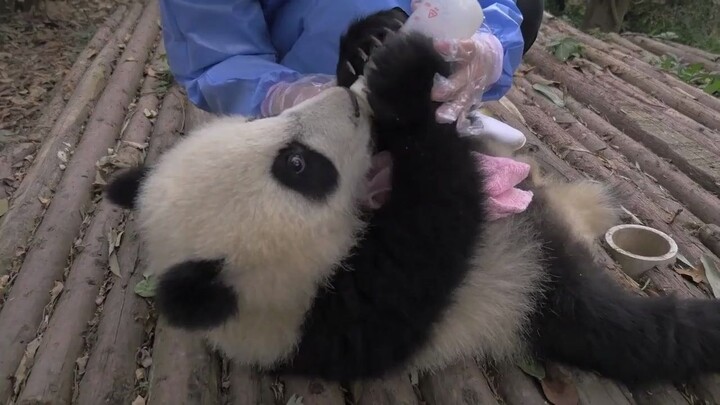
left=159, top=0, right=524, bottom=117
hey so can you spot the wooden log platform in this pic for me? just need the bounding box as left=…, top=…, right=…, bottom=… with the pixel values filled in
left=0, top=4, right=719, bottom=404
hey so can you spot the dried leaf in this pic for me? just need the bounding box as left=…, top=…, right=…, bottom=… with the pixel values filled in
left=701, top=255, right=720, bottom=297
left=674, top=266, right=704, bottom=284
left=94, top=171, right=107, bottom=186
left=57, top=150, right=68, bottom=163
left=50, top=281, right=64, bottom=303
left=286, top=394, right=304, bottom=405
left=109, top=252, right=121, bottom=277
left=123, top=140, right=148, bottom=150
left=131, top=395, right=146, bottom=405
left=13, top=336, right=42, bottom=395
left=676, top=253, right=693, bottom=268
left=141, top=354, right=153, bottom=368
left=76, top=354, right=89, bottom=375
left=135, top=368, right=146, bottom=381
left=0, top=198, right=8, bottom=217
left=38, top=196, right=51, bottom=206
left=517, top=357, right=546, bottom=380
left=540, top=365, right=579, bottom=405
left=135, top=276, right=157, bottom=298
left=532, top=83, right=565, bottom=107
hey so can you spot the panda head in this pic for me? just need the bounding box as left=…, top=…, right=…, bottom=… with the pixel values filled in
left=105, top=86, right=373, bottom=330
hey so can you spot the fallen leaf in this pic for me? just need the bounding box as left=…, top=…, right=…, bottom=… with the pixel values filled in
left=38, top=196, right=51, bottom=205
left=76, top=354, right=89, bottom=375
left=135, top=276, right=157, bottom=298
left=109, top=252, right=121, bottom=277
left=701, top=255, right=720, bottom=297
left=540, top=365, right=579, bottom=405
left=135, top=368, right=145, bottom=381
left=676, top=253, right=693, bottom=268
left=13, top=336, right=42, bottom=395
left=532, top=83, right=565, bottom=107
left=49, top=281, right=64, bottom=304
left=141, top=354, right=153, bottom=368
left=286, top=394, right=304, bottom=405
left=0, top=198, right=8, bottom=217
left=131, top=395, right=146, bottom=405
left=123, top=140, right=148, bottom=150
left=57, top=150, right=68, bottom=163
left=517, top=357, right=546, bottom=380
left=674, top=266, right=704, bottom=284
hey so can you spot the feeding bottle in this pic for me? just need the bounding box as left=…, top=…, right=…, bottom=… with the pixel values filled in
left=400, top=0, right=485, bottom=40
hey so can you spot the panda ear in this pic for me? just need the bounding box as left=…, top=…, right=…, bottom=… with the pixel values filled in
left=104, top=166, right=149, bottom=209
left=155, top=259, right=239, bottom=330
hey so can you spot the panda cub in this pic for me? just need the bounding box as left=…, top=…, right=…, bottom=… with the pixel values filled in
left=105, top=12, right=720, bottom=386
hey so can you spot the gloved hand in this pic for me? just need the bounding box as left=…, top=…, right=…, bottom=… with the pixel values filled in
left=260, top=74, right=336, bottom=117
left=431, top=29, right=504, bottom=131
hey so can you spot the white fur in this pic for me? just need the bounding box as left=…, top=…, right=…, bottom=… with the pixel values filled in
left=137, top=88, right=374, bottom=367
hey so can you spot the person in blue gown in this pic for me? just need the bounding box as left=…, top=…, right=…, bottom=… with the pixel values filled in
left=158, top=0, right=543, bottom=127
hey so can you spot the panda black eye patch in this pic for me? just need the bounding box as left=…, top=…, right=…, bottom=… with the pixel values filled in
left=272, top=141, right=339, bottom=201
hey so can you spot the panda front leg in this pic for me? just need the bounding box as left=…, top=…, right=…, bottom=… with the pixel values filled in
left=286, top=33, right=488, bottom=380
left=530, top=203, right=720, bottom=385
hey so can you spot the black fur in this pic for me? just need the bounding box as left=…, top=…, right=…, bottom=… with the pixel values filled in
left=527, top=188, right=720, bottom=385
left=336, top=7, right=408, bottom=87
left=271, top=140, right=339, bottom=202
left=104, top=166, right=149, bottom=209
left=280, top=32, right=486, bottom=380
left=155, top=259, right=239, bottom=330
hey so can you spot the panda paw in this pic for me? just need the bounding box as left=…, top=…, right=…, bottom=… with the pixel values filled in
left=365, top=31, right=450, bottom=127
left=336, top=8, right=408, bottom=87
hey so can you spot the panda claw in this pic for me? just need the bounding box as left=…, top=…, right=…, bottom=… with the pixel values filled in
left=357, top=48, right=369, bottom=62
left=345, top=61, right=357, bottom=76
left=370, top=35, right=383, bottom=47
left=393, top=18, right=404, bottom=28
left=383, top=27, right=394, bottom=35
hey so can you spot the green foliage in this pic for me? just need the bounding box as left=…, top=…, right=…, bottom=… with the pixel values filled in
left=622, top=0, right=720, bottom=53
left=546, top=37, right=583, bottom=62
left=656, top=55, right=720, bottom=97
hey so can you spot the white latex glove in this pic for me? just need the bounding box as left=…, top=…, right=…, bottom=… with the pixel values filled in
left=260, top=74, right=336, bottom=117
left=431, top=30, right=503, bottom=131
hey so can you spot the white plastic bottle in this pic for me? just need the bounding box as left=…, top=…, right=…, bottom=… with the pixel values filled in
left=400, top=0, right=485, bottom=40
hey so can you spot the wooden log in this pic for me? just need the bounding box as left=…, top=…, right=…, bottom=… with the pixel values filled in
left=354, top=372, right=419, bottom=405
left=508, top=84, right=716, bottom=297
left=281, top=377, right=346, bottom=405
left=25, top=6, right=128, bottom=143
left=507, top=84, right=720, bottom=399
left=700, top=224, right=720, bottom=258
left=75, top=84, right=186, bottom=405
left=657, top=39, right=720, bottom=63
left=0, top=2, right=160, bottom=401
left=542, top=21, right=720, bottom=114
left=631, top=384, right=691, bottom=405
left=523, top=72, right=720, bottom=227
left=147, top=320, right=222, bottom=405
left=541, top=26, right=720, bottom=128
left=605, top=33, right=659, bottom=63
left=16, top=44, right=165, bottom=405
left=524, top=47, right=720, bottom=196
left=228, top=366, right=276, bottom=405
left=518, top=74, right=719, bottom=248
left=625, top=34, right=719, bottom=73
left=419, top=360, right=499, bottom=405
left=0, top=2, right=144, bottom=277
left=536, top=33, right=720, bottom=155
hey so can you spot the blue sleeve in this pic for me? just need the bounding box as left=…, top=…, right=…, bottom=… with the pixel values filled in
left=478, top=0, right=524, bottom=101
left=159, top=0, right=301, bottom=117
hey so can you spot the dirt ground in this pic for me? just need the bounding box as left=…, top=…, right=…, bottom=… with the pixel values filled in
left=0, top=0, right=125, bottom=199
